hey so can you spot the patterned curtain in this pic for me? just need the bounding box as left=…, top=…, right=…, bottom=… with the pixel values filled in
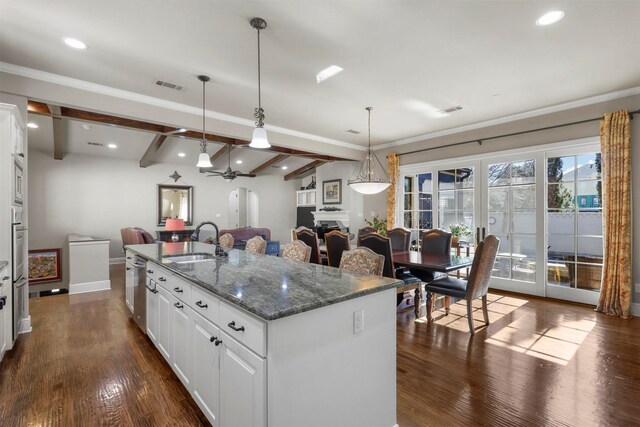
left=386, top=153, right=399, bottom=228
left=596, top=110, right=632, bottom=318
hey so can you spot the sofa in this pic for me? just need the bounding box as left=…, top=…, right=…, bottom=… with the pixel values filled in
left=219, top=227, right=271, bottom=242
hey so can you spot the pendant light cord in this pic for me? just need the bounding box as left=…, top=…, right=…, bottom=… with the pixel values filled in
left=257, top=28, right=262, bottom=111
left=367, top=107, right=372, bottom=179
left=202, top=78, right=206, bottom=146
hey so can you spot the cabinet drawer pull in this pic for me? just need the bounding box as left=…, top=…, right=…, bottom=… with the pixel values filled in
left=209, top=336, right=217, bottom=343
left=0, top=296, right=6, bottom=310
left=126, top=267, right=131, bottom=271
left=159, top=277, right=166, bottom=282
left=173, top=287, right=183, bottom=293
left=214, top=338, right=222, bottom=346
left=2, top=276, right=9, bottom=281
left=151, top=289, right=158, bottom=294
left=147, top=269, right=154, bottom=274
left=195, top=300, right=208, bottom=308
left=126, top=256, right=132, bottom=260
left=227, top=321, right=245, bottom=332
left=174, top=302, right=184, bottom=309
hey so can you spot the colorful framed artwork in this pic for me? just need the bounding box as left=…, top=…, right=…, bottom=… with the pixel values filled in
left=28, top=248, right=62, bottom=284
left=322, top=179, right=342, bottom=205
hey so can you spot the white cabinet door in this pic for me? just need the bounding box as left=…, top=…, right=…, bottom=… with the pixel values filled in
left=192, top=313, right=221, bottom=425
left=124, top=263, right=134, bottom=313
left=220, top=332, right=266, bottom=427
left=172, top=299, right=192, bottom=389
left=146, top=279, right=158, bottom=345
left=0, top=273, right=7, bottom=358
left=156, top=285, right=173, bottom=363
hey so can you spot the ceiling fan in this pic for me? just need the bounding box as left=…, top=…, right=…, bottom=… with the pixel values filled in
left=206, top=144, right=256, bottom=182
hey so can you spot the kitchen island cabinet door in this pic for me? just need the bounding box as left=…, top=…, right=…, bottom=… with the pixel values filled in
left=192, top=313, right=221, bottom=425
left=172, top=299, right=193, bottom=389
left=146, top=279, right=158, bottom=345
left=219, top=332, right=266, bottom=427
left=156, top=284, right=173, bottom=363
left=125, top=263, right=134, bottom=313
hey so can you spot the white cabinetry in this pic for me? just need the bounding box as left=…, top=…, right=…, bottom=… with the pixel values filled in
left=0, top=267, right=9, bottom=360
left=145, top=278, right=158, bottom=345
left=296, top=189, right=316, bottom=207
left=155, top=283, right=173, bottom=363
left=192, top=313, right=221, bottom=424
left=171, top=295, right=193, bottom=388
left=124, top=259, right=134, bottom=313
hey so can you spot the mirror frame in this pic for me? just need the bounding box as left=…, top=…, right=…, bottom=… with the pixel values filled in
left=157, top=184, right=193, bottom=226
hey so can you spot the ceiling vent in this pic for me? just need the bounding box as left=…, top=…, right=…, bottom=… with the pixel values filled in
left=87, top=142, right=104, bottom=147
left=347, top=129, right=361, bottom=134
left=154, top=80, right=184, bottom=92
left=436, top=105, right=463, bottom=116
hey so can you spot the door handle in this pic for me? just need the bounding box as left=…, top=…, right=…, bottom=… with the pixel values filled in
left=227, top=321, right=245, bottom=332
left=174, top=302, right=184, bottom=309
left=173, top=287, right=183, bottom=293
left=482, top=227, right=486, bottom=241
left=195, top=300, right=208, bottom=308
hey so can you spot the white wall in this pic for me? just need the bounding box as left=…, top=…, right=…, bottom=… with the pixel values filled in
left=315, top=161, right=366, bottom=233
left=28, top=150, right=300, bottom=267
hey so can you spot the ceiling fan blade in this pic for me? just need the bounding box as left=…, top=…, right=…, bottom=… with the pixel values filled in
left=236, top=173, right=257, bottom=178
left=206, top=172, right=224, bottom=176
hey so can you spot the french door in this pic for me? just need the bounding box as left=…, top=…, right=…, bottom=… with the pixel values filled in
left=397, top=138, right=602, bottom=303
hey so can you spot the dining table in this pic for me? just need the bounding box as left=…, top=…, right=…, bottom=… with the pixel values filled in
left=392, top=250, right=474, bottom=317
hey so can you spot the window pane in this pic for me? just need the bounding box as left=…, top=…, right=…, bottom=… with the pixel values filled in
left=404, top=194, right=413, bottom=210
left=438, top=170, right=455, bottom=190
left=418, top=211, right=433, bottom=229
left=576, top=153, right=601, bottom=180
left=488, top=163, right=510, bottom=187
left=547, top=156, right=575, bottom=183
left=404, top=176, right=414, bottom=193
left=439, top=190, right=455, bottom=210
left=489, top=187, right=510, bottom=211
left=456, top=168, right=474, bottom=189
left=547, top=262, right=574, bottom=287
left=489, top=212, right=509, bottom=234
left=439, top=211, right=457, bottom=230
left=511, top=160, right=535, bottom=185
left=493, top=256, right=511, bottom=278
left=403, top=211, right=414, bottom=229
left=575, top=264, right=602, bottom=291
left=418, top=193, right=432, bottom=210
left=513, top=211, right=536, bottom=233
left=548, top=234, right=575, bottom=261
left=418, top=173, right=432, bottom=193
left=494, top=234, right=510, bottom=256
left=577, top=236, right=603, bottom=261
left=457, top=189, right=474, bottom=211
left=548, top=210, right=575, bottom=235
left=460, top=211, right=475, bottom=230
left=576, top=180, right=602, bottom=211
left=547, top=183, right=575, bottom=209
left=577, top=210, right=603, bottom=236
left=512, top=185, right=535, bottom=210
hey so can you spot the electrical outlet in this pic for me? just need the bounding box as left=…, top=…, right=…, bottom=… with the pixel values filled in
left=215, top=213, right=222, bottom=218
left=353, top=309, right=364, bottom=334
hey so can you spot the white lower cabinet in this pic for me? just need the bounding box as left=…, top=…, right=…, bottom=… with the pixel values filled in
left=145, top=278, right=158, bottom=345
left=192, top=313, right=221, bottom=424
left=0, top=269, right=9, bottom=360
left=124, top=261, right=134, bottom=313
left=155, top=284, right=173, bottom=363
left=219, top=331, right=266, bottom=427
left=172, top=297, right=192, bottom=388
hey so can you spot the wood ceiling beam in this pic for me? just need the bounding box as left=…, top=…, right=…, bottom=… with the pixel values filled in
left=210, top=144, right=235, bottom=163
left=27, top=101, right=51, bottom=115
left=284, top=160, right=327, bottom=181
left=250, top=154, right=289, bottom=176
left=139, top=134, right=168, bottom=168
left=48, top=104, right=65, bottom=160
left=60, top=107, right=175, bottom=134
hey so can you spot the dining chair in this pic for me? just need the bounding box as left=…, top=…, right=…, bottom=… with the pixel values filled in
left=218, top=233, right=235, bottom=251
left=412, top=228, right=452, bottom=283
left=359, top=233, right=422, bottom=309
left=324, top=230, right=350, bottom=268
left=281, top=240, right=312, bottom=263
left=357, top=226, right=376, bottom=245
left=387, top=227, right=411, bottom=251
left=425, top=235, right=500, bottom=335
left=339, top=247, right=384, bottom=276
left=295, top=228, right=322, bottom=264
left=245, top=235, right=267, bottom=255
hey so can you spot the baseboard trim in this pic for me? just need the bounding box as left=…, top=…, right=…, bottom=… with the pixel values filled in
left=110, top=257, right=125, bottom=265
left=19, top=315, right=32, bottom=334
left=631, top=302, right=640, bottom=317
left=69, top=280, right=111, bottom=295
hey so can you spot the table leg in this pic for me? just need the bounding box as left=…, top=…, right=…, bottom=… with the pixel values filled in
left=444, top=296, right=451, bottom=315
left=426, top=291, right=433, bottom=321
left=413, top=286, right=420, bottom=317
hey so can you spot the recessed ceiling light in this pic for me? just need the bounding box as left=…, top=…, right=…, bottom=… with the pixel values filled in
left=316, top=65, right=343, bottom=83
left=178, top=152, right=186, bottom=157
left=107, top=143, right=117, bottom=149
left=281, top=166, right=288, bottom=170
left=536, top=11, right=564, bottom=26
left=63, top=37, right=88, bottom=49
left=27, top=122, right=39, bottom=129
left=81, top=124, right=91, bottom=130
left=236, top=160, right=243, bottom=164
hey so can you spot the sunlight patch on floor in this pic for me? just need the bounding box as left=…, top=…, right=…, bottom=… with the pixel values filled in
left=486, top=314, right=596, bottom=365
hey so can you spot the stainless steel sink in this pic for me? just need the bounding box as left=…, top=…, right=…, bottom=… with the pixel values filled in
left=162, top=253, right=217, bottom=264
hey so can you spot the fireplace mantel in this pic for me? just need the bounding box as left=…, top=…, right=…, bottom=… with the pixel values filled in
left=311, top=210, right=350, bottom=227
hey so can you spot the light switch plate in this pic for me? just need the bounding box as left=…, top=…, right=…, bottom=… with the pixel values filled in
left=353, top=309, right=364, bottom=334
left=215, top=213, right=222, bottom=218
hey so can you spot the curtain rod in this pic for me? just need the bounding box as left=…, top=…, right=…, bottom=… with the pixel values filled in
left=395, top=109, right=640, bottom=157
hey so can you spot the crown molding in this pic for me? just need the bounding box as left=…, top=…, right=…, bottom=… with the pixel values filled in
left=0, top=61, right=366, bottom=152
left=374, top=85, right=640, bottom=150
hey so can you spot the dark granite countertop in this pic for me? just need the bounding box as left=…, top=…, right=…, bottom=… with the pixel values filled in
left=126, top=242, right=402, bottom=321
left=0, top=260, right=8, bottom=272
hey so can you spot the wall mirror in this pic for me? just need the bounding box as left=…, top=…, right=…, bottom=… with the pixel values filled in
left=158, top=184, right=193, bottom=226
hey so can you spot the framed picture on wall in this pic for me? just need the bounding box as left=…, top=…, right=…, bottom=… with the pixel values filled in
left=322, top=179, right=342, bottom=205
left=28, top=248, right=62, bottom=284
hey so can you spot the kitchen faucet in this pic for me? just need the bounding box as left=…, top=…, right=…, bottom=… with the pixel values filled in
left=191, top=221, right=226, bottom=256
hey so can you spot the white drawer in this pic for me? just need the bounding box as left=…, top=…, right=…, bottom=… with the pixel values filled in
left=125, top=250, right=136, bottom=265
left=191, top=285, right=220, bottom=326
left=220, top=301, right=266, bottom=357
left=145, top=262, right=165, bottom=282
left=170, top=275, right=192, bottom=306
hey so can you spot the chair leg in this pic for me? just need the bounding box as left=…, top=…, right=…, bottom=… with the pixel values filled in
left=466, top=300, right=475, bottom=335
left=444, top=296, right=451, bottom=315
left=426, top=291, right=433, bottom=321
left=413, top=287, right=420, bottom=318
left=482, top=295, right=490, bottom=326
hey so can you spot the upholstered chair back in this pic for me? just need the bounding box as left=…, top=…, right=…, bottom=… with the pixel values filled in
left=282, top=240, right=312, bottom=263
left=339, top=247, right=384, bottom=276
left=245, top=236, right=267, bottom=255
left=324, top=230, right=351, bottom=268
left=358, top=233, right=395, bottom=279
left=421, top=229, right=452, bottom=255
left=466, top=235, right=500, bottom=300
left=387, top=228, right=411, bottom=251
left=219, top=233, right=235, bottom=251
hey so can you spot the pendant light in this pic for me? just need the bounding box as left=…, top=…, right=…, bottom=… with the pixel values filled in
left=348, top=107, right=391, bottom=195
left=196, top=75, right=213, bottom=168
left=249, top=17, right=270, bottom=149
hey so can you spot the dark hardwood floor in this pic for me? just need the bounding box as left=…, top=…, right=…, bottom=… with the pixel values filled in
left=1, top=266, right=638, bottom=426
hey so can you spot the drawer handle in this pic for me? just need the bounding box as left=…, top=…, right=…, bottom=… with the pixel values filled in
left=147, top=269, right=154, bottom=274
left=209, top=335, right=217, bottom=343
left=215, top=338, right=222, bottom=346
left=2, top=276, right=9, bottom=281
left=174, top=302, right=184, bottom=309
left=227, top=321, right=245, bottom=332
left=173, top=287, right=183, bottom=293
left=195, top=300, right=208, bottom=308
left=0, top=296, right=6, bottom=310
left=151, top=289, right=158, bottom=294
left=125, top=267, right=131, bottom=271
left=159, top=277, right=166, bottom=282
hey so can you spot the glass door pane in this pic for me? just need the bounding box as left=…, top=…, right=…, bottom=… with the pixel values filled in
left=437, top=167, right=475, bottom=242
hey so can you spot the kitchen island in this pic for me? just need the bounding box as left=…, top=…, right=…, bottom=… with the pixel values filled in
left=126, top=242, right=401, bottom=427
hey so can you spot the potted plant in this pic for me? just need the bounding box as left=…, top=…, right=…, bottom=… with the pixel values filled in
left=449, top=223, right=471, bottom=246
left=365, top=215, right=388, bottom=237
